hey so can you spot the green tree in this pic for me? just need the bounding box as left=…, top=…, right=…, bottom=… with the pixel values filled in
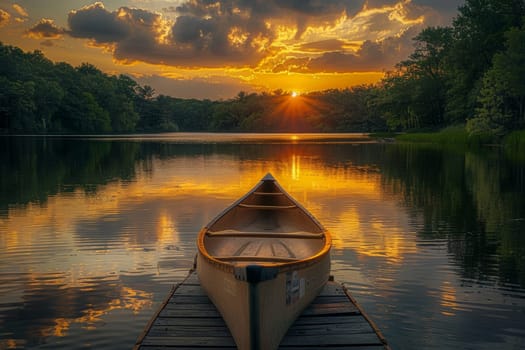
left=154, top=95, right=179, bottom=131
left=447, top=0, right=525, bottom=122
left=135, top=85, right=156, bottom=131
left=376, top=27, right=452, bottom=130
left=495, top=25, right=525, bottom=126
left=7, top=80, right=37, bottom=131
left=468, top=69, right=512, bottom=136
left=407, top=27, right=453, bottom=126
left=108, top=75, right=140, bottom=132
left=376, top=69, right=421, bottom=130
left=468, top=23, right=525, bottom=135
left=33, top=78, right=65, bottom=132
left=78, top=92, right=111, bottom=132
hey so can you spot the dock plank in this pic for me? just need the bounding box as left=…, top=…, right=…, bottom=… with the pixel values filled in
left=141, top=336, right=236, bottom=347
left=134, top=271, right=390, bottom=350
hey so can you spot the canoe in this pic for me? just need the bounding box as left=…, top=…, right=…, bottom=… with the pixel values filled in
left=196, top=173, right=331, bottom=350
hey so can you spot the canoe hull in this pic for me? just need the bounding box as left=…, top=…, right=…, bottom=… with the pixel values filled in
left=196, top=248, right=331, bottom=350
left=196, top=173, right=331, bottom=350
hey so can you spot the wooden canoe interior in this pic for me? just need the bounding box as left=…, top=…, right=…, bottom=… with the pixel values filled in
left=203, top=179, right=326, bottom=265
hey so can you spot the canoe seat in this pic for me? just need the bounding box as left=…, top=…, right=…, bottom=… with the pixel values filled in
left=215, top=256, right=299, bottom=262
left=238, top=203, right=297, bottom=209
left=206, top=229, right=324, bottom=239
left=253, top=191, right=284, bottom=196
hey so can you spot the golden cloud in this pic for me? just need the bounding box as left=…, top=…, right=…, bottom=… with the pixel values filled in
left=12, top=3, right=28, bottom=18
left=0, top=9, right=10, bottom=27
left=21, top=0, right=445, bottom=74
left=26, top=19, right=65, bottom=39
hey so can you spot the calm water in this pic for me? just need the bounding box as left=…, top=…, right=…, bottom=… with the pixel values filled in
left=1, top=133, right=524, bottom=350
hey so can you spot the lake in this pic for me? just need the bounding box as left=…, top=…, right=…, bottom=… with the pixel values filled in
left=1, top=133, right=524, bottom=349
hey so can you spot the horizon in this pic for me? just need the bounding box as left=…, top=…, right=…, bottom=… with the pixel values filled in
left=0, top=0, right=463, bottom=99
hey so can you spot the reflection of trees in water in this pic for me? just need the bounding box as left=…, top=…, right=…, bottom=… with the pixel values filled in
left=465, top=150, right=525, bottom=286
left=0, top=137, right=141, bottom=213
left=0, top=139, right=378, bottom=213
left=379, top=143, right=525, bottom=287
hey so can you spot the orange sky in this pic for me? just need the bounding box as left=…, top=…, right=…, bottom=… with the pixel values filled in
left=0, top=0, right=462, bottom=99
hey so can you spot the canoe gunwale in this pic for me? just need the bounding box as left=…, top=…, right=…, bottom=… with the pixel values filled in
left=237, top=203, right=297, bottom=209
left=206, top=229, right=324, bottom=239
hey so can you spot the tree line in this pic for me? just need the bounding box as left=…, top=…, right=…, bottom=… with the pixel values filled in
left=0, top=43, right=385, bottom=133
left=1, top=0, right=524, bottom=136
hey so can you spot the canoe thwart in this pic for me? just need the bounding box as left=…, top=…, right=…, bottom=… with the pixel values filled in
left=206, top=229, right=324, bottom=239
left=253, top=191, right=284, bottom=196
left=238, top=203, right=297, bottom=210
left=216, top=256, right=299, bottom=263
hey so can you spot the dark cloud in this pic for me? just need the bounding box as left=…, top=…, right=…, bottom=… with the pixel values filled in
left=68, top=2, right=130, bottom=43
left=175, top=0, right=358, bottom=39
left=174, top=0, right=356, bottom=18
left=413, top=0, right=463, bottom=15
left=169, top=12, right=272, bottom=59
left=26, top=19, right=65, bottom=39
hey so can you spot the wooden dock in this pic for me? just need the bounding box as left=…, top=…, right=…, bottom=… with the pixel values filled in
left=134, top=271, right=390, bottom=349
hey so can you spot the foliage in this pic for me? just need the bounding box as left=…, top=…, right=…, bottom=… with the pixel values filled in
left=381, top=27, right=452, bottom=130
left=379, top=0, right=525, bottom=137
left=467, top=22, right=525, bottom=137
left=0, top=45, right=140, bottom=133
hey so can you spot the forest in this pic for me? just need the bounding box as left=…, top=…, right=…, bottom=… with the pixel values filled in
left=1, top=0, right=524, bottom=138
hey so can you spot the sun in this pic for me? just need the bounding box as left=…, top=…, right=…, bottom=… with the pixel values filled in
left=291, top=91, right=299, bottom=98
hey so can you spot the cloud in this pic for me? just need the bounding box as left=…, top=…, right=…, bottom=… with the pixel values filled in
left=413, top=0, right=463, bottom=17
left=26, top=19, right=66, bottom=39
left=12, top=4, right=28, bottom=18
left=275, top=25, right=421, bottom=73
left=56, top=0, right=456, bottom=72
left=173, top=0, right=364, bottom=40
left=0, top=9, right=10, bottom=27
left=306, top=42, right=400, bottom=73
left=66, top=1, right=275, bottom=67
left=271, top=57, right=311, bottom=73
left=68, top=2, right=130, bottom=43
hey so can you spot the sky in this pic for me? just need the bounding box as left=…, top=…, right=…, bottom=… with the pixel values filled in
left=0, top=0, right=464, bottom=99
